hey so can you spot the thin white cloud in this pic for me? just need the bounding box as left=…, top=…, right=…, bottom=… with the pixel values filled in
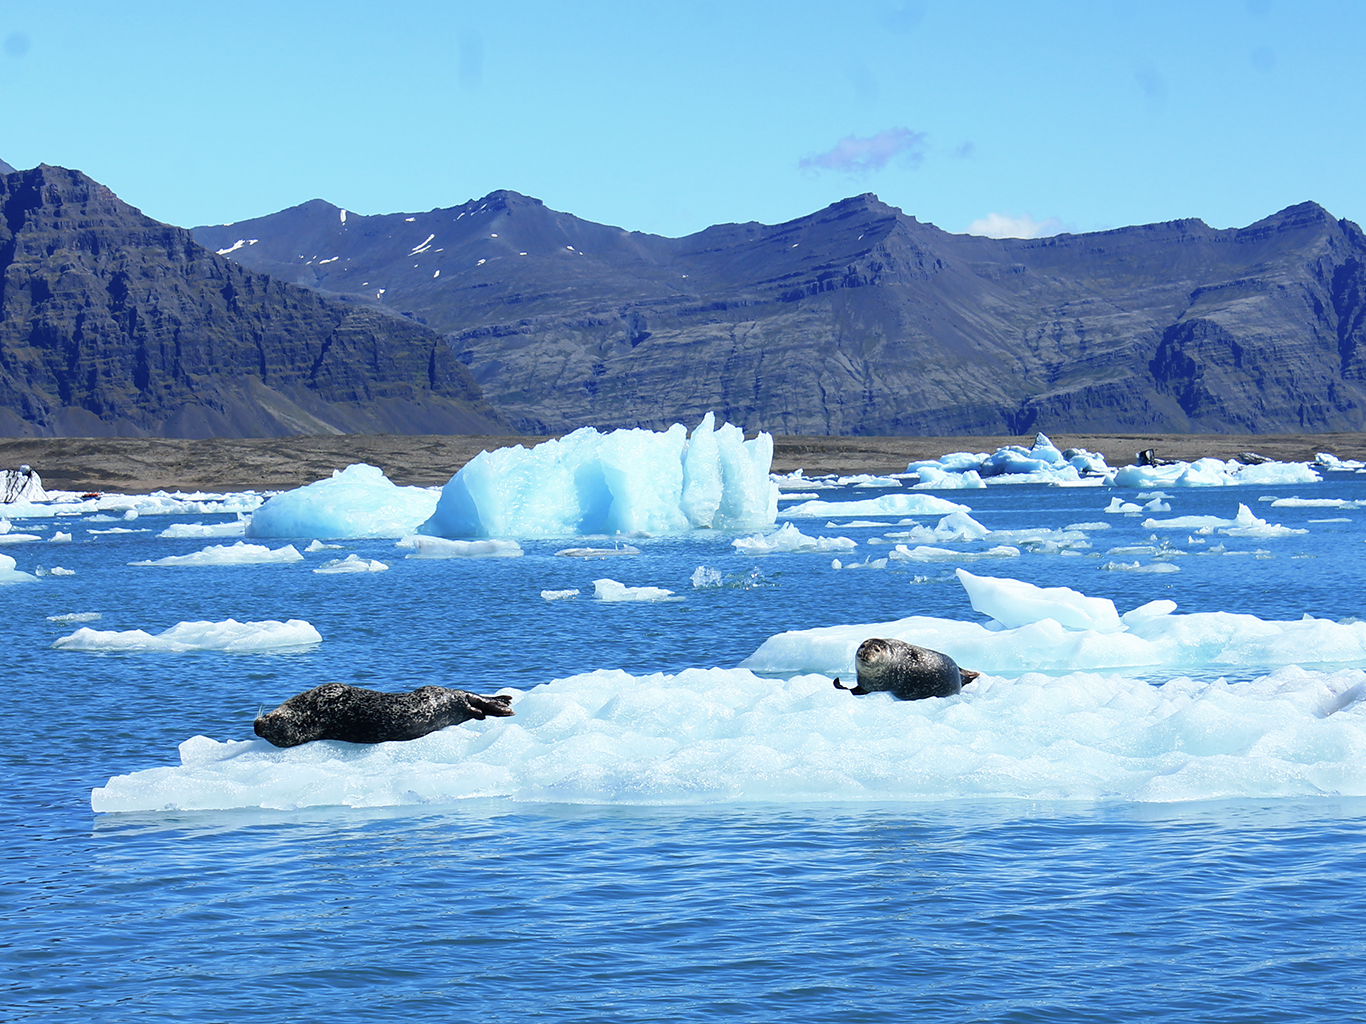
left=966, top=212, right=1063, bottom=239
left=799, top=127, right=927, bottom=174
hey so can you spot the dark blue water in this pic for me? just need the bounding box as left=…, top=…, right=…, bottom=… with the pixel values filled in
left=3, top=472, right=1365, bottom=1021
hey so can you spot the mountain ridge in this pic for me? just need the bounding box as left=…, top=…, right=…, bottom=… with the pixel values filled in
left=192, top=187, right=1366, bottom=436
left=0, top=164, right=508, bottom=437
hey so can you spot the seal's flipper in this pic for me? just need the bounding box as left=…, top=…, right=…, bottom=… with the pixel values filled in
left=959, top=668, right=980, bottom=685
left=833, top=676, right=853, bottom=690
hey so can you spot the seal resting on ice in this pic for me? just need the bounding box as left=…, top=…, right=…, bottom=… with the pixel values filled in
left=833, top=638, right=979, bottom=701
left=254, top=683, right=514, bottom=748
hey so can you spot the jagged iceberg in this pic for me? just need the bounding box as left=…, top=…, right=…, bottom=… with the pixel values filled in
left=247, top=464, right=439, bottom=539
left=908, top=434, right=1109, bottom=487
left=419, top=413, right=778, bottom=538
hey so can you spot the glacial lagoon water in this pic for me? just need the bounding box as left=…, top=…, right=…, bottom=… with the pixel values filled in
left=4, top=456, right=1366, bottom=1021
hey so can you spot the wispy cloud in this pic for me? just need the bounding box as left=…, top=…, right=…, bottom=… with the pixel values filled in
left=966, top=212, right=1063, bottom=239
left=799, top=127, right=927, bottom=174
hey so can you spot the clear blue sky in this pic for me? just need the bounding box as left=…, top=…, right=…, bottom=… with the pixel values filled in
left=1, top=0, right=1361, bottom=239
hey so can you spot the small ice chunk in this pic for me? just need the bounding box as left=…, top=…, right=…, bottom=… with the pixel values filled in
left=313, top=555, right=389, bottom=574
left=955, top=568, right=1123, bottom=632
left=541, top=589, right=580, bottom=601
left=593, top=578, right=679, bottom=602
left=555, top=545, right=641, bottom=558
left=399, top=536, right=524, bottom=558
left=732, top=522, right=856, bottom=554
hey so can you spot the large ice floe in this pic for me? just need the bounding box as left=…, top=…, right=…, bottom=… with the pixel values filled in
left=247, top=464, right=439, bottom=539
left=419, top=413, right=778, bottom=538
left=744, top=570, right=1366, bottom=677
left=91, top=659, right=1366, bottom=810
left=130, top=542, right=304, bottom=567
left=54, top=619, right=321, bottom=654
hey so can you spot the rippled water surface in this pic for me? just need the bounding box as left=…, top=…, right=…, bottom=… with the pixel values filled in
left=4, top=470, right=1366, bottom=1021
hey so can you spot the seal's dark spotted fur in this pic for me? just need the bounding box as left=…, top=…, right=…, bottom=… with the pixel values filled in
left=254, top=683, right=514, bottom=747
left=833, top=638, right=979, bottom=701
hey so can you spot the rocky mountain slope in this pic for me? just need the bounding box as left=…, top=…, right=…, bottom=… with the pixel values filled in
left=195, top=191, right=1366, bottom=435
left=0, top=165, right=507, bottom=437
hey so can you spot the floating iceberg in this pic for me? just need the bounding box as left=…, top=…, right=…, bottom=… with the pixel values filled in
left=592, top=578, right=679, bottom=602
left=313, top=555, right=389, bottom=574
left=1143, top=503, right=1306, bottom=538
left=159, top=520, right=248, bottom=539
left=731, top=522, right=856, bottom=554
left=0, top=551, right=37, bottom=585
left=397, top=536, right=524, bottom=559
left=54, top=618, right=321, bottom=654
left=1112, top=458, right=1321, bottom=488
left=247, top=464, right=439, bottom=539
left=955, top=569, right=1125, bottom=632
left=908, top=434, right=1109, bottom=487
left=781, top=493, right=969, bottom=519
left=419, top=414, right=777, bottom=539
left=131, top=542, right=304, bottom=567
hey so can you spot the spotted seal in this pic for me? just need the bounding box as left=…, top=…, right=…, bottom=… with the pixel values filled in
left=833, top=638, right=979, bottom=701
left=254, top=683, right=514, bottom=748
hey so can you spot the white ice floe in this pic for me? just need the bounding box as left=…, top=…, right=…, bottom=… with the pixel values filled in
left=89, top=662, right=1366, bottom=811
left=908, top=434, right=1110, bottom=487
left=49, top=532, right=72, bottom=543
left=884, top=511, right=991, bottom=543
left=731, top=522, right=856, bottom=554
left=47, top=612, right=101, bottom=622
left=159, top=520, right=248, bottom=539
left=554, top=545, right=641, bottom=558
left=782, top=493, right=969, bottom=519
left=131, top=542, right=304, bottom=567
left=4, top=490, right=263, bottom=520
left=890, top=544, right=1021, bottom=562
left=1267, top=495, right=1363, bottom=509
left=1101, top=561, right=1181, bottom=573
left=956, top=568, right=1123, bottom=632
left=248, top=464, right=439, bottom=539
left=0, top=552, right=37, bottom=584
left=54, top=618, right=321, bottom=654
left=1113, top=458, right=1321, bottom=488
left=592, top=578, right=680, bottom=602
left=745, top=605, right=1366, bottom=680
left=313, top=555, right=389, bottom=574
left=1143, top=503, right=1306, bottom=538
left=420, top=413, right=777, bottom=538
left=397, top=536, right=524, bottom=559
left=541, top=589, right=581, bottom=601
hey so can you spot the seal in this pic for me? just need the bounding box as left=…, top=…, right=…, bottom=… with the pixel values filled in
left=832, top=638, right=979, bottom=701
left=254, top=683, right=515, bottom=748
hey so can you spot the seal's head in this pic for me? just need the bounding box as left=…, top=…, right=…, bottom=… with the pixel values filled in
left=253, top=682, right=349, bottom=747
left=853, top=637, right=905, bottom=692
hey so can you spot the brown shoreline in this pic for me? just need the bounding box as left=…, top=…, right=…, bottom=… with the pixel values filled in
left=1, top=432, right=1363, bottom=493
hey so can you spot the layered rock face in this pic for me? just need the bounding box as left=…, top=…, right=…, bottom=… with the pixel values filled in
left=196, top=190, right=1366, bottom=436
left=0, top=166, right=507, bottom=437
